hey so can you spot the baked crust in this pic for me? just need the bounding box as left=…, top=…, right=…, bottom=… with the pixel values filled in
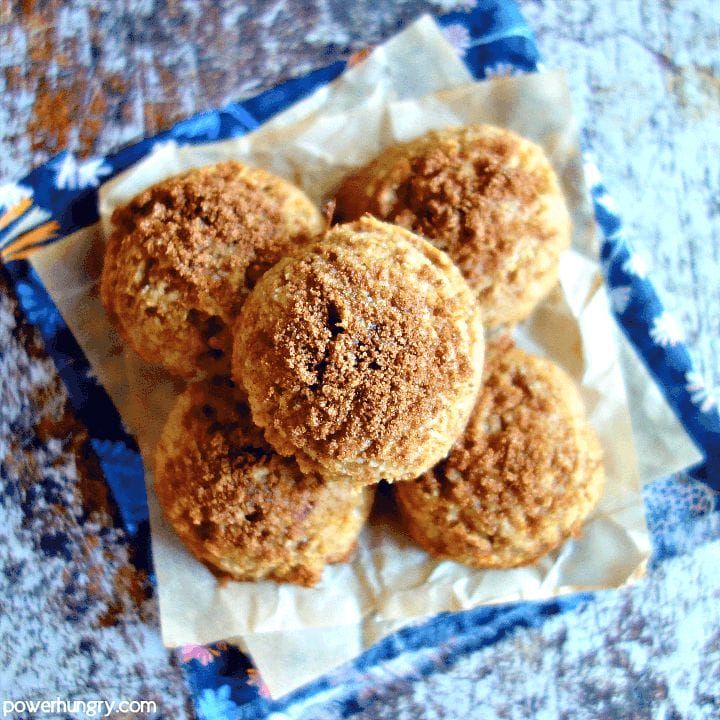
left=395, top=336, right=604, bottom=568
left=334, top=125, right=571, bottom=327
left=154, top=378, right=373, bottom=586
left=232, top=215, right=485, bottom=486
left=101, top=161, right=324, bottom=379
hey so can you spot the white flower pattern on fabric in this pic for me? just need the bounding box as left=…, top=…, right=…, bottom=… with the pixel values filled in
left=54, top=154, right=112, bottom=191
left=484, top=61, right=522, bottom=78
left=609, top=285, right=632, bottom=314
left=643, top=475, right=719, bottom=561
left=196, top=684, right=238, bottom=720
left=441, top=23, right=471, bottom=55
left=593, top=190, right=619, bottom=214
left=622, top=252, right=649, bottom=279
left=583, top=159, right=603, bottom=189
left=650, top=311, right=685, bottom=347
left=686, top=371, right=720, bottom=414
left=0, top=182, right=33, bottom=212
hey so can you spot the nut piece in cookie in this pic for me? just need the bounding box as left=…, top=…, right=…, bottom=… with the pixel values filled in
left=395, top=337, right=604, bottom=568
left=232, top=215, right=485, bottom=486
left=334, top=125, right=571, bottom=327
left=101, top=161, right=324, bottom=379
left=154, top=378, right=373, bottom=587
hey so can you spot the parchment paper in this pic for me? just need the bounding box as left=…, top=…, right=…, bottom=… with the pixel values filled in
left=29, top=17, right=702, bottom=698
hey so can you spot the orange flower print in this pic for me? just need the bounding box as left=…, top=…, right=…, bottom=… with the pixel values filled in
left=246, top=668, right=271, bottom=699
left=179, top=643, right=219, bottom=666
left=348, top=46, right=373, bottom=68
left=0, top=183, right=59, bottom=263
left=0, top=196, right=32, bottom=231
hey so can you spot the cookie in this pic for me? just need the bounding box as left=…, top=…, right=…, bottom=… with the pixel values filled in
left=154, top=379, right=373, bottom=586
left=395, top=337, right=604, bottom=568
left=232, top=215, right=485, bottom=486
left=334, top=125, right=571, bottom=327
left=101, top=161, right=324, bottom=379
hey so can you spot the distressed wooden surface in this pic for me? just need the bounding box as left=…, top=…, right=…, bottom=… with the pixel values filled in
left=522, top=0, right=720, bottom=388
left=0, top=0, right=474, bottom=175
left=1, top=1, right=719, bottom=717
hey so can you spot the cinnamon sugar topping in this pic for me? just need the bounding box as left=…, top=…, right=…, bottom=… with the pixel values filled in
left=334, top=125, right=571, bottom=326
left=395, top=337, right=604, bottom=568
left=100, top=161, right=324, bottom=378
left=233, top=216, right=485, bottom=485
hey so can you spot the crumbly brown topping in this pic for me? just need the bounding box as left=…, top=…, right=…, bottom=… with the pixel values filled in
left=401, top=336, right=603, bottom=559
left=163, top=379, right=330, bottom=543
left=334, top=126, right=570, bottom=326
left=433, top=337, right=577, bottom=529
left=154, top=378, right=372, bottom=585
left=275, top=249, right=458, bottom=456
left=390, top=137, right=549, bottom=289
left=234, top=218, right=483, bottom=478
left=101, top=160, right=323, bottom=378
left=109, top=161, right=296, bottom=309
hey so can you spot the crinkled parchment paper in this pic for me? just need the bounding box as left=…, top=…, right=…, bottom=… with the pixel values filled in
left=29, top=17, right=702, bottom=697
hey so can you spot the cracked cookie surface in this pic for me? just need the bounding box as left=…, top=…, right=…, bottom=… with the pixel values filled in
left=232, top=216, right=485, bottom=486
left=101, top=160, right=324, bottom=379
left=395, top=336, right=604, bottom=568
left=334, top=125, right=571, bottom=327
left=154, top=378, right=372, bottom=586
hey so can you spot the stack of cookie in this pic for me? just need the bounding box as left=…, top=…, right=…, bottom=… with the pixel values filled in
left=100, top=125, right=604, bottom=587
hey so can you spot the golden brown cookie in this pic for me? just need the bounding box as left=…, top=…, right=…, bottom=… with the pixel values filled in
left=334, top=125, right=571, bottom=327
left=395, top=337, right=604, bottom=568
left=101, top=161, right=324, bottom=379
left=232, top=215, right=485, bottom=486
left=154, top=378, right=373, bottom=586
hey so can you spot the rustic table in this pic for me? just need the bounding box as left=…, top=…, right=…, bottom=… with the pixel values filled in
left=1, top=1, right=718, bottom=718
